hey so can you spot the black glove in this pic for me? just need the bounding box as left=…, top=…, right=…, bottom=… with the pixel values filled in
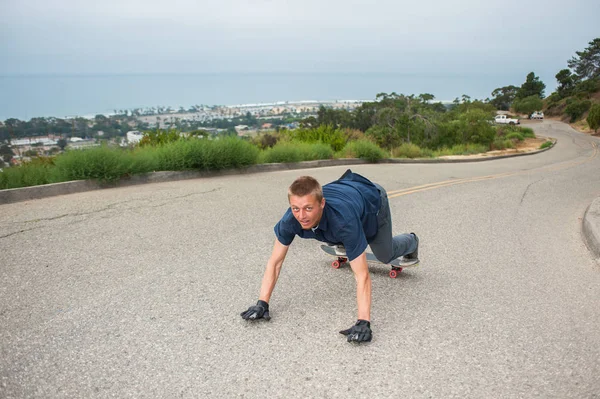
left=339, top=319, right=372, bottom=342
left=240, top=300, right=271, bottom=321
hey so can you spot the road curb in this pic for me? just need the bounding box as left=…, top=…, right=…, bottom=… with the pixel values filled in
left=0, top=139, right=556, bottom=205
left=583, top=198, right=600, bottom=259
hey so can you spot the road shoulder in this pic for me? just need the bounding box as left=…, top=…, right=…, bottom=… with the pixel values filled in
left=583, top=198, right=600, bottom=259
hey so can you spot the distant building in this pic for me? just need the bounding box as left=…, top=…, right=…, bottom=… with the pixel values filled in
left=68, top=139, right=98, bottom=149
left=11, top=137, right=57, bottom=147
left=126, top=131, right=144, bottom=144
left=10, top=136, right=58, bottom=154
left=234, top=125, right=249, bottom=133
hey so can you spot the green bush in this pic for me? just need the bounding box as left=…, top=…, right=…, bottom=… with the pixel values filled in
left=457, top=110, right=497, bottom=147
left=432, top=121, right=465, bottom=149
left=204, top=137, right=260, bottom=169
left=0, top=137, right=262, bottom=190
left=492, top=138, right=514, bottom=150
left=392, top=143, right=432, bottom=158
left=574, top=78, right=600, bottom=96
left=341, top=140, right=387, bottom=162
left=365, top=125, right=401, bottom=150
left=260, top=144, right=302, bottom=163
left=518, top=127, right=535, bottom=138
left=284, top=125, right=346, bottom=151
left=260, top=142, right=333, bottom=164
left=545, top=92, right=562, bottom=108
left=341, top=128, right=366, bottom=142
left=587, top=103, right=600, bottom=133
left=137, top=137, right=259, bottom=171
left=53, top=145, right=132, bottom=183
left=565, top=98, right=592, bottom=122
left=505, top=132, right=525, bottom=141
left=138, top=129, right=182, bottom=147
left=499, top=125, right=535, bottom=138
left=0, top=157, right=60, bottom=189
left=130, top=146, right=160, bottom=174
left=540, top=141, right=553, bottom=149
left=153, top=140, right=194, bottom=171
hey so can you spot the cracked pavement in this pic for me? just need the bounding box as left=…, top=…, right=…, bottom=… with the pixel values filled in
left=0, top=188, right=221, bottom=239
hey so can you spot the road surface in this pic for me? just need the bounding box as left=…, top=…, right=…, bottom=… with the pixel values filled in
left=1, top=120, right=599, bottom=398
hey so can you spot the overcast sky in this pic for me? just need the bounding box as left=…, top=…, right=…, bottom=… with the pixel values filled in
left=1, top=0, right=599, bottom=81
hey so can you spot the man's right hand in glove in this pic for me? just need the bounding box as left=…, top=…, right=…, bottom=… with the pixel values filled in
left=240, top=300, right=271, bottom=321
left=339, top=319, right=372, bottom=342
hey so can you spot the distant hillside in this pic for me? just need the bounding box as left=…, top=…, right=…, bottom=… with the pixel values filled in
left=544, top=86, right=600, bottom=133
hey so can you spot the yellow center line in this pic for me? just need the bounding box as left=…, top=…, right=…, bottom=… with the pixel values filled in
left=388, top=142, right=598, bottom=199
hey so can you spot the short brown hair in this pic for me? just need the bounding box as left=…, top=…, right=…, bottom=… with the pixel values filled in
left=288, top=176, right=323, bottom=202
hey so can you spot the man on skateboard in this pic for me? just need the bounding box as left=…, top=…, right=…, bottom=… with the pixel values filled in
left=240, top=169, right=419, bottom=343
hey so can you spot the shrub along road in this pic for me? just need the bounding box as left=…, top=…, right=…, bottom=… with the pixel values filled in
left=1, top=120, right=599, bottom=397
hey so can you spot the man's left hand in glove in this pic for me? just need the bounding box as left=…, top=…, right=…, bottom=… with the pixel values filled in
left=339, top=319, right=372, bottom=343
left=240, top=300, right=271, bottom=321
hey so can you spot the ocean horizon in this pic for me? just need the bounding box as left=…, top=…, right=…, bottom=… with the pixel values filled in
left=0, top=72, right=529, bottom=121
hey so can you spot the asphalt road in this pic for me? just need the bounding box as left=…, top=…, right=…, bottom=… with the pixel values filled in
left=1, top=120, right=599, bottom=398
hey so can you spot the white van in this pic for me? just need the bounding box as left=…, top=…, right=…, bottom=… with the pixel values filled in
left=530, top=111, right=544, bottom=120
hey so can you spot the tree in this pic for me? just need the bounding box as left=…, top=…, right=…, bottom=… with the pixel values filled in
left=568, top=38, right=600, bottom=80
left=352, top=102, right=379, bottom=132
left=418, top=93, right=435, bottom=103
left=490, top=85, right=519, bottom=110
left=57, top=138, right=68, bottom=151
left=95, top=114, right=108, bottom=124
left=316, top=106, right=353, bottom=128
left=516, top=72, right=546, bottom=99
left=555, top=69, right=576, bottom=98
left=512, top=95, right=544, bottom=115
left=0, top=144, right=13, bottom=164
left=587, top=104, right=600, bottom=133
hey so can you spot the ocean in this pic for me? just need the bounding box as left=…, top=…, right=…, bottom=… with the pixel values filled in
left=0, top=72, right=522, bottom=121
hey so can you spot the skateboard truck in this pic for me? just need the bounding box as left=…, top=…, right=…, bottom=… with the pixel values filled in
left=331, top=257, right=348, bottom=269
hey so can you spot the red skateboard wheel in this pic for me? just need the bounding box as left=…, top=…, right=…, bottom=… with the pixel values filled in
left=332, top=260, right=341, bottom=269
left=389, top=270, right=398, bottom=278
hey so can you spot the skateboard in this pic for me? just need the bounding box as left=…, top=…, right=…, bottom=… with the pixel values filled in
left=320, top=245, right=419, bottom=279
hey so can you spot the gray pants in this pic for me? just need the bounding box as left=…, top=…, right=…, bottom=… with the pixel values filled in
left=369, top=183, right=417, bottom=263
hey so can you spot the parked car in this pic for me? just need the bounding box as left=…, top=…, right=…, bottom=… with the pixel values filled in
left=530, top=111, right=544, bottom=119
left=494, top=115, right=520, bottom=125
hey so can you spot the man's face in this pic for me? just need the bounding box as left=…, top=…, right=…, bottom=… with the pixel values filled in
left=289, top=194, right=325, bottom=230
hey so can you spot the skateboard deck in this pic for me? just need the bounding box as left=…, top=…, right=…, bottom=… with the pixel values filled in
left=320, top=245, right=418, bottom=279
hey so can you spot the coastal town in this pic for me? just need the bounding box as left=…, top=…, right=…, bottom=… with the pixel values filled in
left=134, top=99, right=364, bottom=128
left=0, top=100, right=365, bottom=166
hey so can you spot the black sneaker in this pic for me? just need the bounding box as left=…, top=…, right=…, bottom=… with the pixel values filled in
left=399, top=233, right=419, bottom=266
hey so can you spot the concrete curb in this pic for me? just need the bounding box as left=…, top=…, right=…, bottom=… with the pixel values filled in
left=583, top=198, right=600, bottom=259
left=0, top=139, right=556, bottom=205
